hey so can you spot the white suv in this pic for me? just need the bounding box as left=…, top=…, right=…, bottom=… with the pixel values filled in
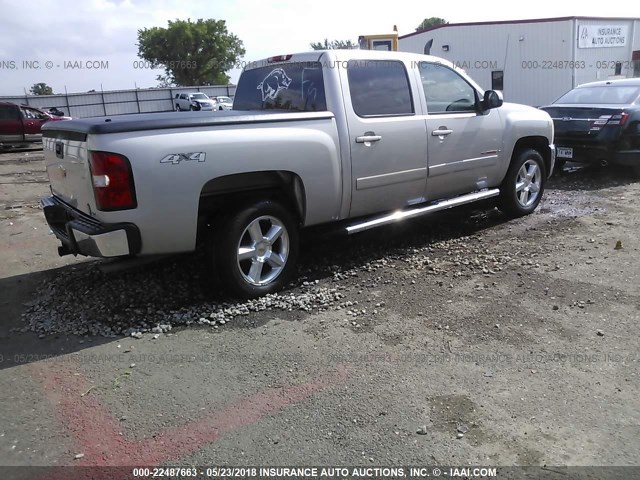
left=174, top=93, right=216, bottom=111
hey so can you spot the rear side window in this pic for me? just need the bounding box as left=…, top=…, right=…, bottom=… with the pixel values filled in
left=0, top=105, right=20, bottom=120
left=347, top=60, right=414, bottom=116
left=234, top=61, right=327, bottom=112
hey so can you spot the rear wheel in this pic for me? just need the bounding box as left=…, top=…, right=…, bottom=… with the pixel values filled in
left=499, top=148, right=546, bottom=217
left=175, top=104, right=181, bottom=111
left=213, top=200, right=299, bottom=298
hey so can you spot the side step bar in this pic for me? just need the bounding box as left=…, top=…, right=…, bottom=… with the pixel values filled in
left=345, top=189, right=500, bottom=235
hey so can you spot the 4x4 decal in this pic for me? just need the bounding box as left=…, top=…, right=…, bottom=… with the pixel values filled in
left=160, top=152, right=206, bottom=165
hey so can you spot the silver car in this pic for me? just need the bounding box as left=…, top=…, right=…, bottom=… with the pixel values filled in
left=174, top=92, right=216, bottom=111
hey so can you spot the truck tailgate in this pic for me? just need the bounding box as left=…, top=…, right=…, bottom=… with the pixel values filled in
left=42, top=134, right=95, bottom=213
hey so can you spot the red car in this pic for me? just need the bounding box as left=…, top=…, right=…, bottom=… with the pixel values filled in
left=0, top=102, right=70, bottom=149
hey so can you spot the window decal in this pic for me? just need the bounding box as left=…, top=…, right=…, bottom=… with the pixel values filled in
left=257, top=68, right=292, bottom=101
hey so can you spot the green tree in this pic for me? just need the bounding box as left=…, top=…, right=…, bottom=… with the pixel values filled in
left=30, top=83, right=54, bottom=95
left=137, top=18, right=245, bottom=86
left=310, top=39, right=357, bottom=50
left=416, top=17, right=448, bottom=31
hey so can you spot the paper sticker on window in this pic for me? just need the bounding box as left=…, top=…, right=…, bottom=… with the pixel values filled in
left=257, top=68, right=292, bottom=101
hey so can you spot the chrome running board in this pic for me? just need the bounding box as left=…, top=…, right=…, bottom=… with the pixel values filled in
left=345, top=189, right=500, bottom=235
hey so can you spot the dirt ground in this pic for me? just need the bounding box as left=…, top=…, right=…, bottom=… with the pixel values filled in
left=0, top=148, right=639, bottom=478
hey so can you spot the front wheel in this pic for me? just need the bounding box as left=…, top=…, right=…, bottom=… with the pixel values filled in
left=213, top=200, right=299, bottom=298
left=498, top=148, right=546, bottom=217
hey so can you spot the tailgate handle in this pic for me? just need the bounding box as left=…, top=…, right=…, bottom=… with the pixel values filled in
left=55, top=142, right=64, bottom=159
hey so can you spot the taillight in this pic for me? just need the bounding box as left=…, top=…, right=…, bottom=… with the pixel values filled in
left=89, top=151, right=136, bottom=211
left=607, top=112, right=629, bottom=126
left=590, top=112, right=629, bottom=131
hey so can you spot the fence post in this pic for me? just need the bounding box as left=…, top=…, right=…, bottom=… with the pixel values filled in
left=135, top=87, right=141, bottom=114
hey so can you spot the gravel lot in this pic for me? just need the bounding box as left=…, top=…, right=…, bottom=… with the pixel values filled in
left=0, top=148, right=639, bottom=476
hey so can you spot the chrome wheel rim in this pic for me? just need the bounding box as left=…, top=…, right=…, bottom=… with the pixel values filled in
left=515, top=160, right=541, bottom=208
left=236, top=215, right=289, bottom=286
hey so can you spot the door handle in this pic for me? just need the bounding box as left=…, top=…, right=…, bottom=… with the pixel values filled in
left=356, top=134, right=382, bottom=144
left=432, top=128, right=453, bottom=136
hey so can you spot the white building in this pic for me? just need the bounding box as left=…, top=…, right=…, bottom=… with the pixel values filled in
left=399, top=16, right=640, bottom=106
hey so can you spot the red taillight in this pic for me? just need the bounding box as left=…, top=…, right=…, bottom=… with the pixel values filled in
left=607, top=112, right=629, bottom=126
left=89, top=151, right=136, bottom=211
left=590, top=112, right=630, bottom=131
left=268, top=54, right=293, bottom=62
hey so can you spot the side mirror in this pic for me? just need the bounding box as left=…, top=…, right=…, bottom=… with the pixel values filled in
left=482, top=90, right=503, bottom=110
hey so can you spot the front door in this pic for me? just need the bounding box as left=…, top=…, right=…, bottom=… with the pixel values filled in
left=417, top=62, right=503, bottom=200
left=20, top=107, right=48, bottom=142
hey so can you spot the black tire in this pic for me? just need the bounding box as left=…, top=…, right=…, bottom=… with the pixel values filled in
left=554, top=158, right=566, bottom=175
left=175, top=104, right=181, bottom=111
left=213, top=200, right=299, bottom=298
left=498, top=148, right=546, bottom=217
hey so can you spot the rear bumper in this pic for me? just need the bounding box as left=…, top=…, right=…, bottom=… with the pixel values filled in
left=555, top=141, right=640, bottom=166
left=41, top=195, right=141, bottom=257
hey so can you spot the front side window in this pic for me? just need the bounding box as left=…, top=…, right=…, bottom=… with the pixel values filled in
left=21, top=108, right=36, bottom=119
left=419, top=62, right=478, bottom=114
left=347, top=60, right=414, bottom=117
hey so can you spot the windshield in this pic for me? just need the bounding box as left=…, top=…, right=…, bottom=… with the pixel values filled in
left=555, top=86, right=640, bottom=105
left=217, top=96, right=232, bottom=103
left=191, top=93, right=209, bottom=100
left=234, top=61, right=327, bottom=112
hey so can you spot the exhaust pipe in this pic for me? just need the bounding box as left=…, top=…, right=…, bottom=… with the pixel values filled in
left=600, top=159, right=609, bottom=167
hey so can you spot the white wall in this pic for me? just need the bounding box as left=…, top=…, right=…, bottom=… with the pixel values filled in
left=400, top=18, right=640, bottom=106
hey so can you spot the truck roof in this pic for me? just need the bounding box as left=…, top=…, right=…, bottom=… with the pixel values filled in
left=244, top=49, right=457, bottom=72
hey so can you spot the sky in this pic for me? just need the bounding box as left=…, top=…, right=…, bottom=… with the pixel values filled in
left=0, top=0, right=637, bottom=96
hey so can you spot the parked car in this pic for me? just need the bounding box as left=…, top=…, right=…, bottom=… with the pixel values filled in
left=213, top=96, right=233, bottom=110
left=540, top=78, right=640, bottom=173
left=0, top=102, right=70, bottom=149
left=174, top=92, right=216, bottom=111
left=41, top=50, right=555, bottom=298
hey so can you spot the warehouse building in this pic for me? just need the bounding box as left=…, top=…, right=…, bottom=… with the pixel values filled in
left=399, top=17, right=640, bottom=106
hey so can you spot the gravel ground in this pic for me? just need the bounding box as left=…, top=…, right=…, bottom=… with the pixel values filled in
left=1, top=149, right=639, bottom=474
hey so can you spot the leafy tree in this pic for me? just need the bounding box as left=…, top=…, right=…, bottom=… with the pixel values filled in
left=416, top=17, right=448, bottom=31
left=137, top=18, right=245, bottom=86
left=30, top=83, right=53, bottom=95
left=310, top=39, right=357, bottom=50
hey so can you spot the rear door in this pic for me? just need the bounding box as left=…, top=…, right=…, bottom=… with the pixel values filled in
left=342, top=59, right=428, bottom=218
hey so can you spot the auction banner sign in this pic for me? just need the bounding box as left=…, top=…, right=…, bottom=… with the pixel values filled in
left=578, top=25, right=628, bottom=48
